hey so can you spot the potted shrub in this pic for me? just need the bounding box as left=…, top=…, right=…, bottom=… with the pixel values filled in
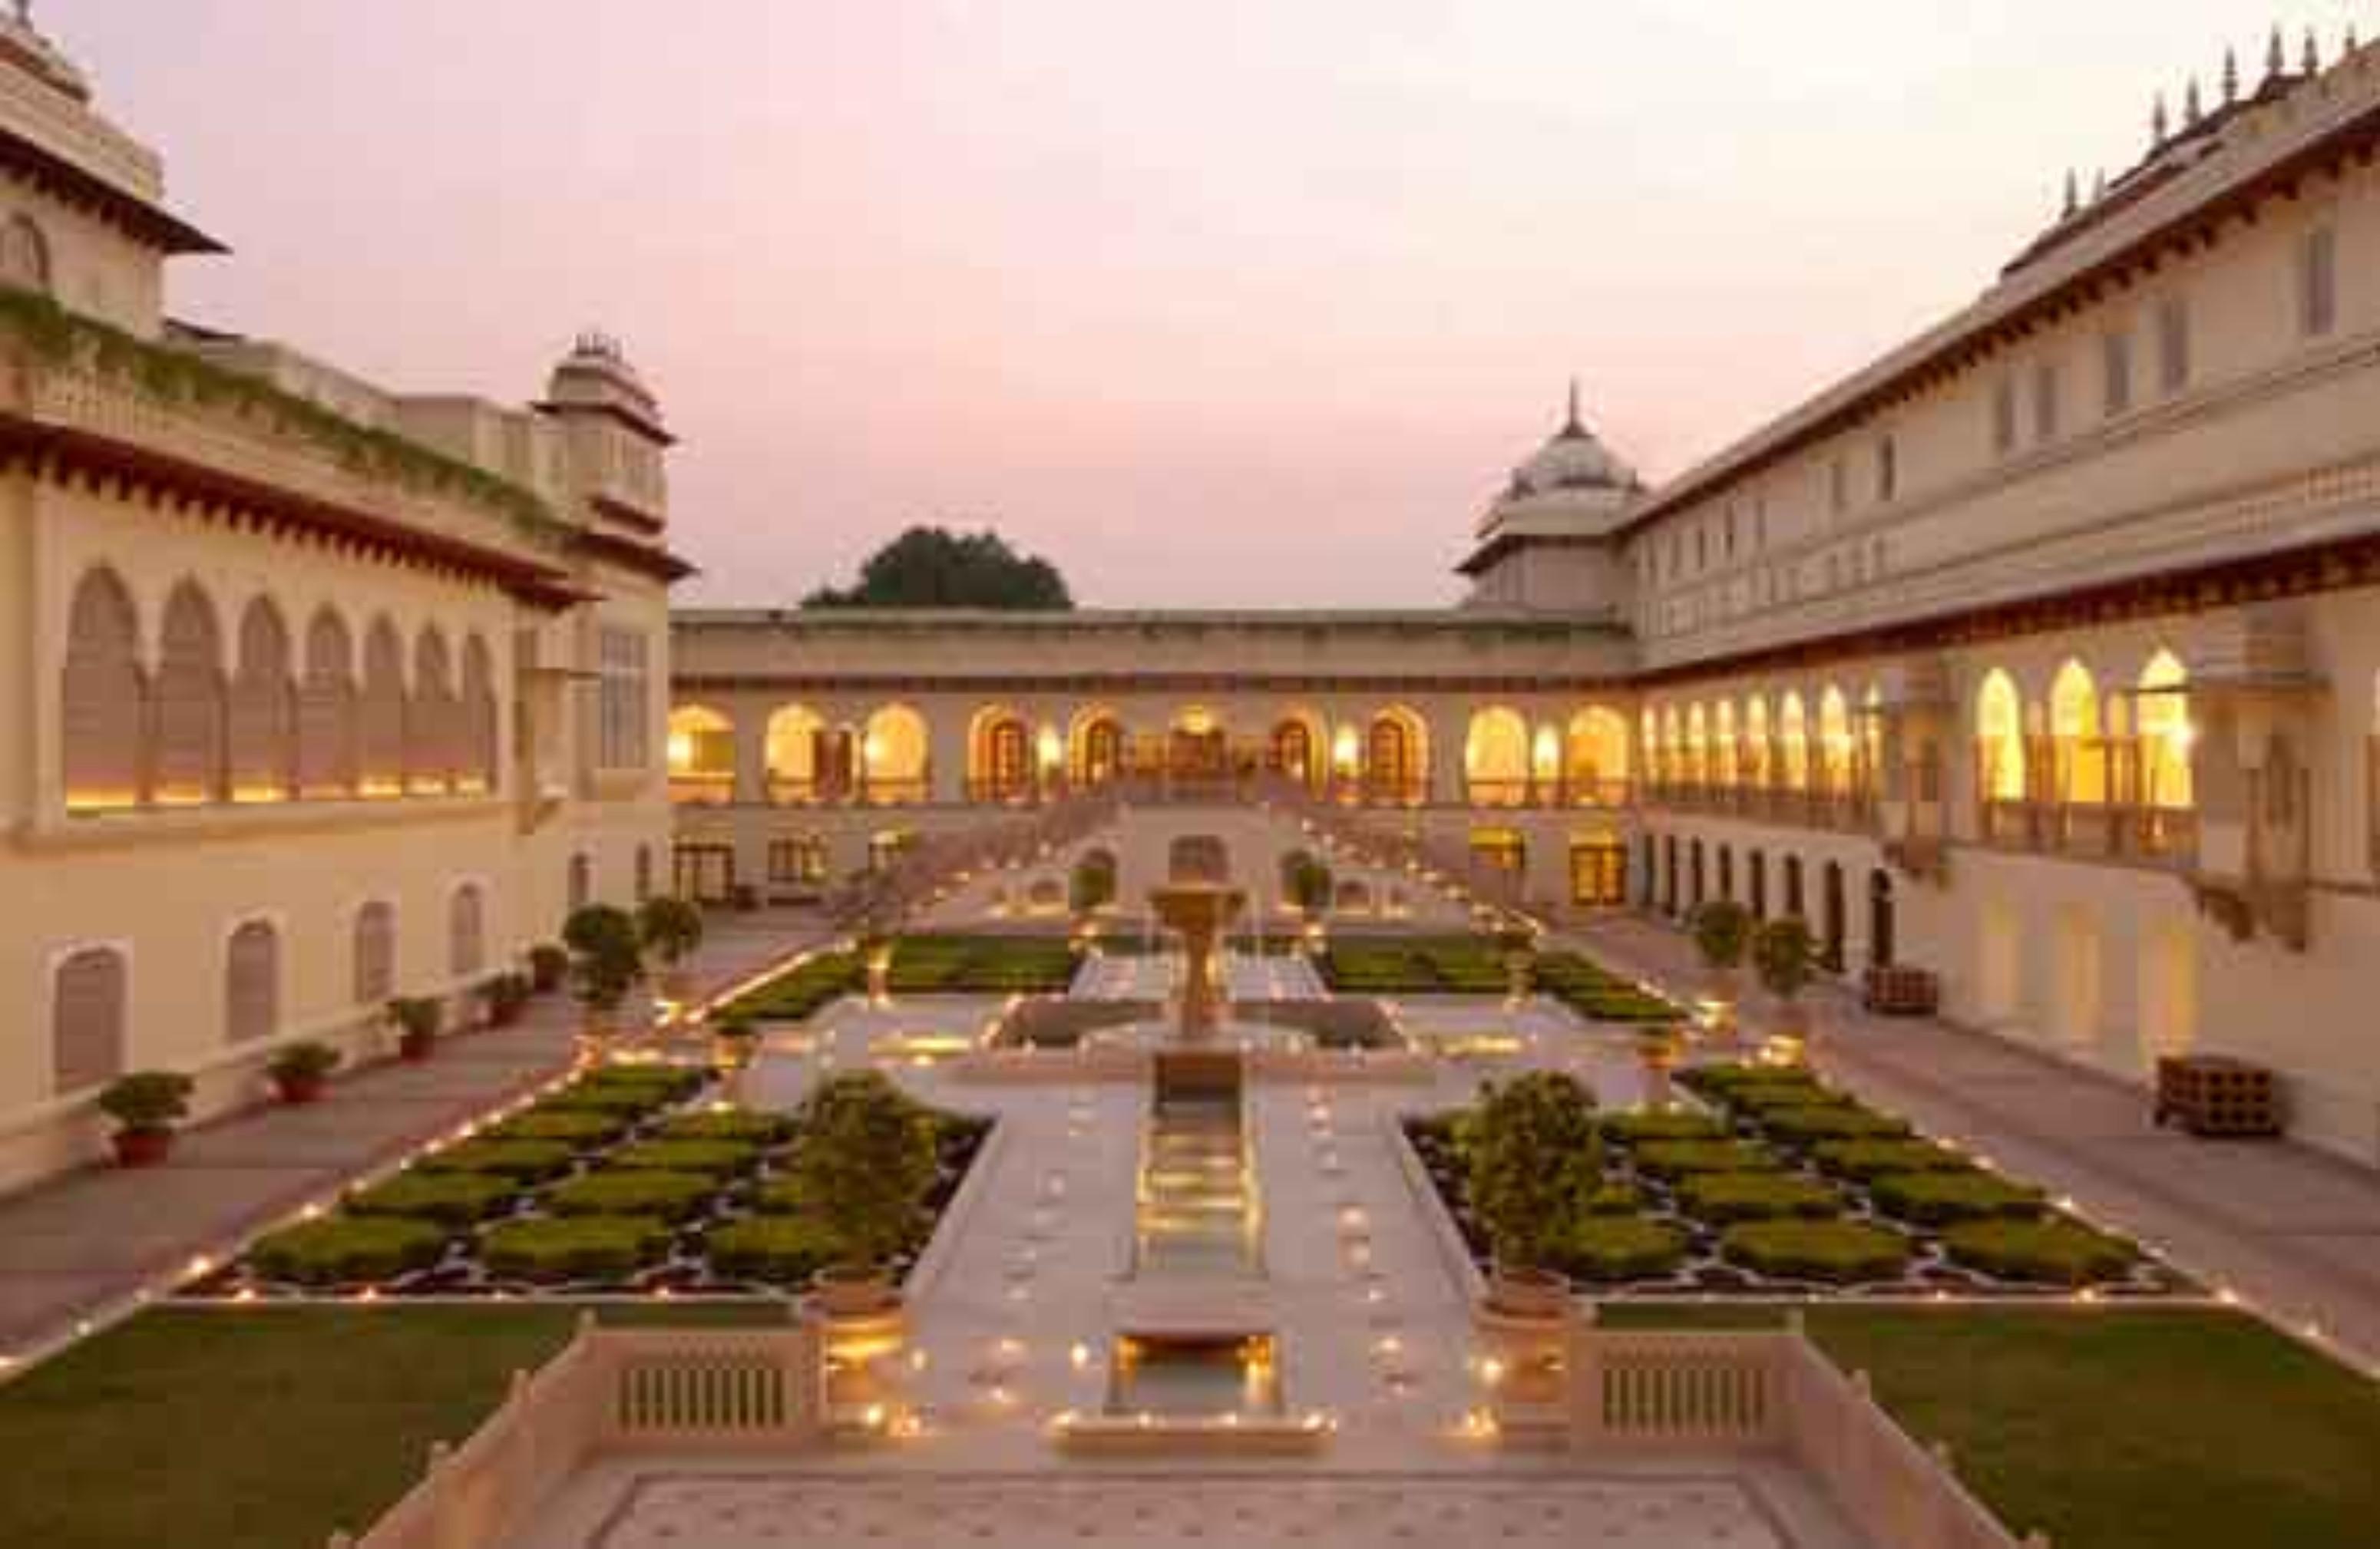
left=563, top=903, right=646, bottom=1047
left=1492, top=918, right=1538, bottom=1003
left=97, top=1071, right=196, bottom=1167
left=1691, top=899, right=1751, bottom=1037
left=638, top=894, right=706, bottom=1004
left=265, top=1041, right=342, bottom=1105
left=388, top=996, right=442, bottom=1062
left=709, top=1010, right=762, bottom=1073
left=1464, top=1070, right=1600, bottom=1317
left=1284, top=853, right=1334, bottom=920
left=481, top=970, right=533, bottom=1029
left=1753, top=916, right=1817, bottom=1062
left=1069, top=853, right=1117, bottom=920
left=789, top=1071, right=939, bottom=1313
left=854, top=925, right=897, bottom=1007
left=527, top=943, right=570, bottom=996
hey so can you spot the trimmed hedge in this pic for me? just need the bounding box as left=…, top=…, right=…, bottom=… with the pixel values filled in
left=1587, top=1181, right=1647, bottom=1216
left=1631, top=1139, right=1787, bottom=1180
left=704, top=1216, right=852, bottom=1283
left=1551, top=1217, right=1691, bottom=1282
left=345, top=1172, right=517, bottom=1227
left=653, top=1110, right=798, bottom=1146
left=1601, top=1111, right=1730, bottom=1145
left=1721, top=1220, right=1912, bottom=1283
left=412, top=1138, right=579, bottom=1182
left=1723, top=1082, right=1856, bottom=1116
left=578, top=1064, right=706, bottom=1099
left=1944, top=1219, right=2138, bottom=1284
left=749, top=1173, right=824, bottom=1215
left=1678, top=1171, right=1843, bottom=1224
left=1871, top=1171, right=2045, bottom=1226
left=479, top=1216, right=670, bottom=1283
left=716, top=952, right=864, bottom=1022
left=544, top=1171, right=718, bottom=1223
left=1810, top=1138, right=1973, bottom=1181
left=1757, top=1105, right=1912, bottom=1144
left=536, top=1084, right=681, bottom=1118
left=250, top=1217, right=448, bottom=1286
left=491, top=1110, right=628, bottom=1146
left=602, top=1140, right=761, bottom=1180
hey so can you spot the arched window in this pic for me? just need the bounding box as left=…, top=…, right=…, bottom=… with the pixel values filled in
left=1073, top=711, right=1126, bottom=787
left=1976, top=670, right=2027, bottom=803
left=1713, top=702, right=1738, bottom=787
left=2136, top=650, right=2193, bottom=809
left=298, top=609, right=357, bottom=798
left=61, top=568, right=144, bottom=812
left=448, top=883, right=485, bottom=979
left=52, top=946, right=127, bottom=1095
left=359, top=617, right=407, bottom=797
left=762, top=704, right=829, bottom=801
left=861, top=704, right=929, bottom=804
left=227, top=598, right=295, bottom=803
left=1366, top=708, right=1427, bottom=802
left=2, top=213, right=52, bottom=294
left=154, top=582, right=226, bottom=806
left=1565, top=707, right=1631, bottom=800
left=668, top=704, right=735, bottom=804
left=409, top=628, right=457, bottom=794
left=634, top=844, right=654, bottom=903
left=2051, top=660, right=2105, bottom=804
left=1463, top=706, right=1530, bottom=806
left=225, top=920, right=279, bottom=1045
left=460, top=635, right=498, bottom=794
left=1638, top=707, right=1661, bottom=783
left=353, top=901, right=395, bottom=1004
left=1817, top=687, right=1853, bottom=794
left=970, top=707, right=1033, bottom=801
left=1778, top=693, right=1810, bottom=791
left=1684, top=705, right=1709, bottom=787
left=1744, top=697, right=1770, bottom=788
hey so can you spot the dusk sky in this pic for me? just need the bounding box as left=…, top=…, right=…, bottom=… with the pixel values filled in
left=59, top=2, right=2360, bottom=606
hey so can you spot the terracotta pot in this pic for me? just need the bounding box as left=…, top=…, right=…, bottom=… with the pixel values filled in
left=1485, top=1263, right=1572, bottom=1320
left=398, top=1030, right=435, bottom=1063
left=112, top=1128, right=174, bottom=1168
left=810, top=1263, right=897, bottom=1317
left=273, top=1072, right=327, bottom=1105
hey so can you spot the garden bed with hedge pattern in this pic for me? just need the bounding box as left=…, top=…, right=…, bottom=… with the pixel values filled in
left=194, top=1064, right=990, bottom=1300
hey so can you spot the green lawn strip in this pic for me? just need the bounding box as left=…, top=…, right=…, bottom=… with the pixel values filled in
left=1592, top=1304, right=2380, bottom=1549
left=0, top=1303, right=786, bottom=1549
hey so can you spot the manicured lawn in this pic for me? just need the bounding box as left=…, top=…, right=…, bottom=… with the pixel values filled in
left=0, top=1303, right=782, bottom=1549
left=1600, top=1303, right=2380, bottom=1549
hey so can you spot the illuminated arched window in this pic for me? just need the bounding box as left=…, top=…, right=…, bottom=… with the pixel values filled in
left=764, top=704, right=829, bottom=801
left=61, top=567, right=144, bottom=812
left=1638, top=708, right=1661, bottom=782
left=460, top=635, right=497, bottom=794
left=408, top=628, right=457, bottom=794
left=2136, top=650, right=2193, bottom=809
left=1744, top=697, right=1770, bottom=788
left=667, top=704, right=735, bottom=804
left=359, top=617, right=407, bottom=798
left=1713, top=701, right=1737, bottom=787
left=1463, top=706, right=1530, bottom=806
left=861, top=704, right=929, bottom=804
left=1778, top=692, right=1810, bottom=791
left=1684, top=705, right=1709, bottom=786
left=1817, top=687, right=1852, bottom=794
left=1566, top=707, right=1631, bottom=800
left=1977, top=670, right=2027, bottom=802
left=2050, top=660, right=2105, bottom=804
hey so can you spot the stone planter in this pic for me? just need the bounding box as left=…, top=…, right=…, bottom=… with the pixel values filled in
left=272, top=1072, right=328, bottom=1105
left=811, top=1263, right=899, bottom=1317
left=1483, top=1263, right=1572, bottom=1321
left=397, top=1030, right=436, bottom=1063
left=112, top=1128, right=174, bottom=1168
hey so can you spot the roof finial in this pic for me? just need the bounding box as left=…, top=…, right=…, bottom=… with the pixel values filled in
left=2061, top=169, right=2080, bottom=218
left=1563, top=377, right=1582, bottom=435
left=2092, top=167, right=2108, bottom=201
left=2267, top=24, right=2286, bottom=79
left=2152, top=90, right=2170, bottom=144
left=2303, top=26, right=2320, bottom=74
left=2223, top=46, right=2240, bottom=103
left=2184, top=75, right=2203, bottom=124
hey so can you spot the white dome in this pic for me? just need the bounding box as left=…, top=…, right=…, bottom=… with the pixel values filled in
left=1504, top=386, right=1638, bottom=499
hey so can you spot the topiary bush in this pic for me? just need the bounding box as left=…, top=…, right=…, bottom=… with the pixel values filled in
left=1678, top=1171, right=1843, bottom=1224
left=545, top=1170, right=718, bottom=1222
left=1601, top=1111, right=1730, bottom=1145
left=790, top=1071, right=944, bottom=1267
left=412, top=1138, right=578, bottom=1182
left=749, top=1173, right=825, bottom=1215
left=1463, top=1070, right=1602, bottom=1271
left=1870, top=1171, right=2045, bottom=1226
left=1943, top=1218, right=2138, bottom=1284
left=1719, top=1081, right=1853, bottom=1116
left=1630, top=1138, right=1786, bottom=1180
left=1757, top=1104, right=1912, bottom=1145
left=1550, top=1217, right=1691, bottom=1283
left=345, top=1172, right=517, bottom=1227
left=705, top=1216, right=852, bottom=1283
left=1810, top=1138, right=1974, bottom=1181
left=1587, top=1181, right=1647, bottom=1215
left=603, top=1139, right=762, bottom=1181
left=653, top=1110, right=798, bottom=1146
left=250, top=1217, right=448, bottom=1286
left=1721, top=1220, right=1912, bottom=1283
left=480, top=1215, right=670, bottom=1283
left=580, top=1065, right=706, bottom=1101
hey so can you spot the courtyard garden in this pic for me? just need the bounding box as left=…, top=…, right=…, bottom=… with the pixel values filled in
left=1318, top=934, right=1684, bottom=1022
left=1407, top=1064, right=2183, bottom=1296
left=193, top=1065, right=989, bottom=1298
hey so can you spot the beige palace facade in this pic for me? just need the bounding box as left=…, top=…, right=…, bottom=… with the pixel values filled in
left=0, top=17, right=685, bottom=1191
left=674, top=39, right=2380, bottom=1168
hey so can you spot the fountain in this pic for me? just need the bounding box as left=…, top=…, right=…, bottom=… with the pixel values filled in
left=1145, top=883, right=1246, bottom=1039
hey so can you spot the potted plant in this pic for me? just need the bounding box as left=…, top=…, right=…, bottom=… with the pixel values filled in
left=388, top=996, right=442, bottom=1062
left=1464, top=1070, right=1599, bottom=1318
left=1691, top=898, right=1753, bottom=1041
left=97, top=1071, right=196, bottom=1167
left=1753, top=916, right=1818, bottom=1062
left=563, top=903, right=646, bottom=1049
left=638, top=894, right=706, bottom=1004
left=265, top=1041, right=342, bottom=1105
left=481, top=971, right=533, bottom=1029
left=791, top=1070, right=938, bottom=1315
left=1492, top=918, right=1538, bottom=1004
left=527, top=943, right=570, bottom=996
left=709, top=1010, right=762, bottom=1074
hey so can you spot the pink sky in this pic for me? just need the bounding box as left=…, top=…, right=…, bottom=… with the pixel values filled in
left=56, top=1, right=2359, bottom=606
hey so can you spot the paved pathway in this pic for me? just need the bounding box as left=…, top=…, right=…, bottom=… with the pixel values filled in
left=0, top=910, right=830, bottom=1366
left=1572, top=915, right=2380, bottom=1373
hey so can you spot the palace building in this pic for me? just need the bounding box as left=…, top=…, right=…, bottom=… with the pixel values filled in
left=672, top=31, right=2380, bottom=1168
left=0, top=12, right=686, bottom=1189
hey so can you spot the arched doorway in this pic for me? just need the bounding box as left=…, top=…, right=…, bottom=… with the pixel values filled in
left=1269, top=715, right=1320, bottom=790
left=1717, top=845, right=1735, bottom=901
left=1748, top=850, right=1767, bottom=919
left=1568, top=828, right=1627, bottom=907
left=1689, top=839, right=1707, bottom=910
left=972, top=708, right=1033, bottom=802
left=1365, top=708, right=1428, bottom=804
left=1783, top=855, right=1806, bottom=920
left=1662, top=835, right=1680, bottom=915
left=1868, top=868, right=1896, bottom=969
left=1464, top=706, right=1531, bottom=807
left=1169, top=707, right=1228, bottom=784
left=861, top=705, right=929, bottom=804
left=1074, top=711, right=1125, bottom=787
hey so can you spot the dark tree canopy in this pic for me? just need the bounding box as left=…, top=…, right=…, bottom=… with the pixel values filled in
left=805, top=525, right=1074, bottom=610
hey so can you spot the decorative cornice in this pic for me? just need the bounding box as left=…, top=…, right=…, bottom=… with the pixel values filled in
left=534, top=397, right=676, bottom=447
left=572, top=527, right=696, bottom=583
left=588, top=490, right=666, bottom=534
left=0, top=120, right=223, bottom=256
left=672, top=670, right=1636, bottom=697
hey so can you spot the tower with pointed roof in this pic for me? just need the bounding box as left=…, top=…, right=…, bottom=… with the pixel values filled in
left=1457, top=385, right=1645, bottom=613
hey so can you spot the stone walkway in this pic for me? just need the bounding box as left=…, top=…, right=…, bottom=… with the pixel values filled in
left=1572, top=915, right=2380, bottom=1373
left=0, top=910, right=829, bottom=1366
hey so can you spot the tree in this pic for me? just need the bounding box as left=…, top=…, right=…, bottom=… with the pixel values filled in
left=1463, top=1070, right=1601, bottom=1272
left=638, top=896, right=705, bottom=968
left=1753, top=916, right=1816, bottom=1004
left=805, top=525, right=1073, bottom=610
left=1691, top=900, right=1752, bottom=973
left=563, top=903, right=646, bottom=1014
left=792, top=1071, right=940, bottom=1267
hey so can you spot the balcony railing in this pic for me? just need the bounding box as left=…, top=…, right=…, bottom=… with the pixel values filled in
left=1978, top=798, right=2197, bottom=866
